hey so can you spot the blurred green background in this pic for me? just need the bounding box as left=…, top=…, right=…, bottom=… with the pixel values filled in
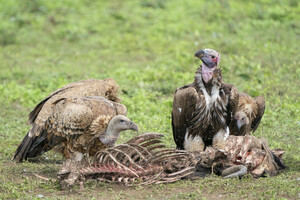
left=0, top=0, right=299, bottom=199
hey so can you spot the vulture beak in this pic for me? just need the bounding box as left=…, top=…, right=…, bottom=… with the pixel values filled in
left=195, top=49, right=205, bottom=59
left=235, top=112, right=247, bottom=131
left=195, top=49, right=216, bottom=68
left=130, top=121, right=139, bottom=132
left=237, top=120, right=243, bottom=131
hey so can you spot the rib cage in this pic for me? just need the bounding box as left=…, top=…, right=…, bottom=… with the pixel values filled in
left=80, top=133, right=197, bottom=185
left=58, top=133, right=285, bottom=189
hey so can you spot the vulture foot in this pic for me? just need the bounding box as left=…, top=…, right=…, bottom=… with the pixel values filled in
left=57, top=157, right=86, bottom=190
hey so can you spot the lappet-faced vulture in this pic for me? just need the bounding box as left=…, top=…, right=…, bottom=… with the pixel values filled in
left=172, top=49, right=239, bottom=151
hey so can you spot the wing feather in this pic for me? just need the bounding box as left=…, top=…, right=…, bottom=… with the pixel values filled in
left=251, top=96, right=265, bottom=132
left=172, top=85, right=199, bottom=149
left=224, top=83, right=241, bottom=136
left=228, top=85, right=240, bottom=121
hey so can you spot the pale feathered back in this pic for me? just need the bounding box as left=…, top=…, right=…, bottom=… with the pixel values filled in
left=28, top=78, right=121, bottom=137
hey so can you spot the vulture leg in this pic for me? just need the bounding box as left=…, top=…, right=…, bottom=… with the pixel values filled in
left=212, top=129, right=226, bottom=149
left=73, top=151, right=84, bottom=162
left=184, top=134, right=205, bottom=151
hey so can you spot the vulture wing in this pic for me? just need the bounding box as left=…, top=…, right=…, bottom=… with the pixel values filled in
left=24, top=97, right=94, bottom=159
left=13, top=78, right=121, bottom=162
left=172, top=85, right=199, bottom=149
left=251, top=96, right=265, bottom=132
left=222, top=83, right=240, bottom=124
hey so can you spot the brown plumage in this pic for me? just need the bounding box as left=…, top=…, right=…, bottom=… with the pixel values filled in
left=14, top=96, right=138, bottom=162
left=229, top=93, right=265, bottom=136
left=172, top=49, right=239, bottom=151
left=13, top=78, right=126, bottom=162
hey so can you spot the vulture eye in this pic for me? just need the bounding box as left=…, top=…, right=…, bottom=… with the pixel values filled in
left=120, top=119, right=125, bottom=123
left=211, top=55, right=215, bottom=59
left=242, top=117, right=245, bottom=121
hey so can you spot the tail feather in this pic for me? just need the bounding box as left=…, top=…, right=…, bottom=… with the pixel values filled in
left=27, top=130, right=63, bottom=158
left=12, top=132, right=34, bottom=162
left=12, top=130, right=52, bottom=162
left=26, top=136, right=47, bottom=159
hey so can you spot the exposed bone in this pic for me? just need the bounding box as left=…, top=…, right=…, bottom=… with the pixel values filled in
left=146, top=144, right=166, bottom=152
left=138, top=171, right=164, bottom=185
left=140, top=139, right=163, bottom=148
left=120, top=143, right=153, bottom=162
left=222, top=165, right=247, bottom=178
left=166, top=167, right=195, bottom=177
left=58, top=133, right=285, bottom=188
left=125, top=133, right=163, bottom=144
left=100, top=150, right=139, bottom=177
left=116, top=144, right=149, bottom=160
left=105, top=148, right=144, bottom=170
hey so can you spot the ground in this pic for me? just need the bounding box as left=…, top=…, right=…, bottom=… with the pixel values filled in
left=0, top=0, right=299, bottom=199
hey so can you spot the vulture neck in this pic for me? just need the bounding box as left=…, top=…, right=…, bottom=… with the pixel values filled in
left=99, top=124, right=120, bottom=147
left=194, top=66, right=214, bottom=95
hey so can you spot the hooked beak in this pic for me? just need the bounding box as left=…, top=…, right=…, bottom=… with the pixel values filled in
left=195, top=49, right=205, bottom=59
left=237, top=120, right=243, bottom=131
left=195, top=49, right=215, bottom=68
left=130, top=122, right=139, bottom=132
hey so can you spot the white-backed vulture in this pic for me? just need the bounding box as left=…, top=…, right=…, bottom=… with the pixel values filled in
left=172, top=49, right=239, bottom=151
left=13, top=78, right=126, bottom=162
left=13, top=96, right=138, bottom=161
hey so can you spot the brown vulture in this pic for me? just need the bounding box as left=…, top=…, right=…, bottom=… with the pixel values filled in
left=172, top=49, right=239, bottom=151
left=13, top=96, right=138, bottom=162
left=13, top=78, right=129, bottom=162
left=229, top=92, right=265, bottom=136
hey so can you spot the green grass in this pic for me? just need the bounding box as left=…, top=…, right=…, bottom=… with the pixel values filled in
left=0, top=0, right=299, bottom=199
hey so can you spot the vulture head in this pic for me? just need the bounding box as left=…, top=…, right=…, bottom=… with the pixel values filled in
left=234, top=111, right=250, bottom=131
left=195, top=48, right=221, bottom=83
left=110, top=115, right=139, bottom=132
left=99, top=115, right=139, bottom=147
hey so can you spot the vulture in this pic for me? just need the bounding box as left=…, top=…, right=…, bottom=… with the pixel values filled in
left=13, top=96, right=138, bottom=161
left=229, top=92, right=265, bottom=136
left=13, top=78, right=128, bottom=162
left=172, top=49, right=239, bottom=151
